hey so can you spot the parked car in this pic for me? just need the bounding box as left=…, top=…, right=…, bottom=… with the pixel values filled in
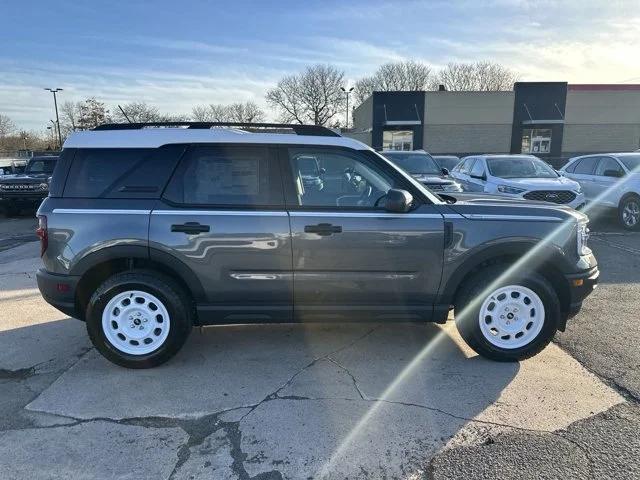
left=37, top=122, right=597, bottom=368
left=382, top=150, right=463, bottom=193
left=450, top=154, right=585, bottom=209
left=559, top=153, right=640, bottom=230
left=0, top=155, right=58, bottom=216
left=433, top=155, right=461, bottom=172
left=0, top=158, right=27, bottom=176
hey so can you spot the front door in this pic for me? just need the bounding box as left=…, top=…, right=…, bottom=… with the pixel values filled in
left=149, top=144, right=293, bottom=322
left=281, top=146, right=444, bottom=320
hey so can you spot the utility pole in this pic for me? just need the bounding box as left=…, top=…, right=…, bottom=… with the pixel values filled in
left=45, top=88, right=63, bottom=150
left=341, top=86, right=354, bottom=128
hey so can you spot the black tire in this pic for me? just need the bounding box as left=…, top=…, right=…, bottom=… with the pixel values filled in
left=454, top=265, right=561, bottom=362
left=86, top=270, right=193, bottom=368
left=618, top=194, right=640, bottom=231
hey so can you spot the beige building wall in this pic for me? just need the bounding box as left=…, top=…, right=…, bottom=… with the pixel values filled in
left=423, top=92, right=514, bottom=154
left=341, top=130, right=372, bottom=146
left=563, top=90, right=640, bottom=153
left=352, top=95, right=373, bottom=130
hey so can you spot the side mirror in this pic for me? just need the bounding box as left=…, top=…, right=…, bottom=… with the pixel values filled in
left=383, top=189, right=413, bottom=213
left=603, top=169, right=623, bottom=178
left=441, top=167, right=450, bottom=176
left=319, top=167, right=326, bottom=175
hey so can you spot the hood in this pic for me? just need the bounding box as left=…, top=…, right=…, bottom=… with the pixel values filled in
left=0, top=173, right=49, bottom=184
left=440, top=191, right=587, bottom=223
left=411, top=174, right=454, bottom=185
left=496, top=176, right=580, bottom=190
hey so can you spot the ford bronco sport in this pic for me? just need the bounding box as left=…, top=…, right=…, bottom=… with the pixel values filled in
left=36, top=122, right=598, bottom=368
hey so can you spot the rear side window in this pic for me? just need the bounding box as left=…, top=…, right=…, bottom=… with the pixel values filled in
left=63, top=146, right=185, bottom=199
left=573, top=157, right=598, bottom=175
left=163, top=145, right=283, bottom=207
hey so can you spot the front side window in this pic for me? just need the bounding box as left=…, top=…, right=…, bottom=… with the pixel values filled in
left=595, top=157, right=624, bottom=177
left=164, top=145, right=282, bottom=206
left=287, top=148, right=397, bottom=208
left=458, top=158, right=475, bottom=175
left=26, top=159, right=56, bottom=174
left=470, top=159, right=486, bottom=178
left=487, top=157, right=557, bottom=179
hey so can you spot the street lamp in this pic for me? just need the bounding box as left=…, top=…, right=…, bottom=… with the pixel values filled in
left=340, top=86, right=354, bottom=128
left=44, top=88, right=63, bottom=150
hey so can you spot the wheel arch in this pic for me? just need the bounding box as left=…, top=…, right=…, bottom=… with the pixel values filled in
left=71, top=246, right=206, bottom=322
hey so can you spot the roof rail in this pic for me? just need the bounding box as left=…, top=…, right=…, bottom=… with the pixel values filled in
left=92, top=122, right=341, bottom=137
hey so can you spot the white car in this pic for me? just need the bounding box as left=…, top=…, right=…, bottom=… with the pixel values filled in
left=450, top=154, right=585, bottom=209
left=559, top=153, right=640, bottom=230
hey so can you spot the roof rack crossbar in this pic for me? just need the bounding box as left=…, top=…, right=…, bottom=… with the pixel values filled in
left=92, top=122, right=341, bottom=137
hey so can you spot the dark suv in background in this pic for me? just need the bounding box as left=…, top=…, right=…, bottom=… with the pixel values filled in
left=36, top=122, right=598, bottom=368
left=0, top=155, right=58, bottom=215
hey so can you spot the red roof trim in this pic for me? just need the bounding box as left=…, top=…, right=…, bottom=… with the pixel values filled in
left=568, top=84, right=640, bottom=91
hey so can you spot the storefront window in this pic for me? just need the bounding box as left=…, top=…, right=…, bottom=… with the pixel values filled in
left=521, top=129, right=552, bottom=154
left=383, top=130, right=414, bottom=151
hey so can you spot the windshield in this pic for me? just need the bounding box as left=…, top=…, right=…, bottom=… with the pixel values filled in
left=487, top=157, right=557, bottom=179
left=619, top=155, right=640, bottom=172
left=26, top=158, right=56, bottom=174
left=383, top=152, right=441, bottom=175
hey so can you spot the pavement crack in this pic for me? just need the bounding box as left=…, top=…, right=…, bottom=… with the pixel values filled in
left=222, top=421, right=283, bottom=480
left=0, top=366, right=36, bottom=380
left=326, top=357, right=366, bottom=400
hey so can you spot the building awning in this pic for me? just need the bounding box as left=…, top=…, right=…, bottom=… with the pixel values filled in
left=383, top=120, right=422, bottom=126
left=522, top=119, right=564, bottom=125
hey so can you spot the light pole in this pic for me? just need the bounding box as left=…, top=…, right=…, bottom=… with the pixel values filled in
left=340, top=86, right=354, bottom=128
left=45, top=88, right=63, bottom=150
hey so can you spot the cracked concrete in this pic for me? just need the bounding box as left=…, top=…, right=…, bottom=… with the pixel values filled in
left=0, top=237, right=635, bottom=479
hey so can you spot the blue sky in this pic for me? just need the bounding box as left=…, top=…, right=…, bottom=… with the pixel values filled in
left=2, top=0, right=639, bottom=130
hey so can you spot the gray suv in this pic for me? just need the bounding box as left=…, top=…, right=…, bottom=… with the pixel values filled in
left=36, top=122, right=599, bottom=368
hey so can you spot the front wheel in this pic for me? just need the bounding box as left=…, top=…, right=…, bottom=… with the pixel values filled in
left=454, top=266, right=561, bottom=361
left=86, top=271, right=193, bottom=368
left=619, top=195, right=640, bottom=230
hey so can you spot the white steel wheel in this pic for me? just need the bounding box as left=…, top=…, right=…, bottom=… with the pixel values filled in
left=101, top=290, right=171, bottom=355
left=478, top=285, right=545, bottom=349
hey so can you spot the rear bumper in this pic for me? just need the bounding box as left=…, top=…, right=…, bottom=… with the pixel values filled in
left=36, top=269, right=82, bottom=319
left=563, top=266, right=599, bottom=321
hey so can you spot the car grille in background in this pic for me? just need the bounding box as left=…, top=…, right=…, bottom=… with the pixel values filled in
left=0, top=184, right=40, bottom=190
left=523, top=190, right=576, bottom=204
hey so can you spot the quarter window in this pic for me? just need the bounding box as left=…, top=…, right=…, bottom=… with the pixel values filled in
left=163, top=145, right=283, bottom=207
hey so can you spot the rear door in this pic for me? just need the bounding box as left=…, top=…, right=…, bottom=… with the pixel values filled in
left=281, top=146, right=444, bottom=321
left=149, top=144, right=293, bottom=323
left=566, top=156, right=599, bottom=200
left=592, top=156, right=625, bottom=207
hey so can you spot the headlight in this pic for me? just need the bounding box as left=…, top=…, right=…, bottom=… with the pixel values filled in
left=441, top=183, right=463, bottom=192
left=497, top=185, right=527, bottom=195
left=39, top=183, right=49, bottom=190
left=577, top=223, right=590, bottom=256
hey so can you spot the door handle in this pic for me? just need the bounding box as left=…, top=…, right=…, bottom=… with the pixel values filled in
left=171, top=222, right=210, bottom=234
left=304, top=223, right=342, bottom=236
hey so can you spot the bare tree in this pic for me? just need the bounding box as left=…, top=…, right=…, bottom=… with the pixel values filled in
left=436, top=61, right=519, bottom=91
left=353, top=61, right=435, bottom=105
left=191, top=101, right=266, bottom=123
left=77, top=98, right=110, bottom=130
left=266, top=65, right=346, bottom=126
left=112, top=102, right=162, bottom=123
left=0, top=114, right=15, bottom=137
left=59, top=101, right=81, bottom=138
left=191, top=104, right=232, bottom=122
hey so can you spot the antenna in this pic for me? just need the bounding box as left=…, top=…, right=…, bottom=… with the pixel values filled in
left=117, top=105, right=133, bottom=123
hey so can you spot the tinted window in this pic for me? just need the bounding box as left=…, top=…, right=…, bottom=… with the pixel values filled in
left=573, top=157, right=599, bottom=175
left=164, top=145, right=282, bottom=207
left=595, top=157, right=624, bottom=177
left=458, top=158, right=474, bottom=174
left=287, top=148, right=397, bottom=208
left=383, top=152, right=440, bottom=175
left=26, top=158, right=57, bottom=174
left=564, top=159, right=578, bottom=173
left=618, top=154, right=640, bottom=171
left=64, top=147, right=183, bottom=198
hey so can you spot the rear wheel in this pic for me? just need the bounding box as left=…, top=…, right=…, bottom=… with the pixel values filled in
left=619, top=195, right=640, bottom=230
left=455, top=265, right=560, bottom=361
left=86, top=271, right=193, bottom=368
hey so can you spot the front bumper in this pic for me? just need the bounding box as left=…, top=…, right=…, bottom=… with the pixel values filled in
left=564, top=265, right=599, bottom=321
left=36, top=269, right=82, bottom=319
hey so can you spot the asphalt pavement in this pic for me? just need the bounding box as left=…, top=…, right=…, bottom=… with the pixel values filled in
left=0, top=210, right=638, bottom=479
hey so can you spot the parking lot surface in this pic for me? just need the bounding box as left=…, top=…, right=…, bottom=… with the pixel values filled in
left=0, top=212, right=639, bottom=479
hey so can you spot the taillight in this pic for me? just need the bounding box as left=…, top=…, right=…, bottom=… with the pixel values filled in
left=36, top=215, right=48, bottom=257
